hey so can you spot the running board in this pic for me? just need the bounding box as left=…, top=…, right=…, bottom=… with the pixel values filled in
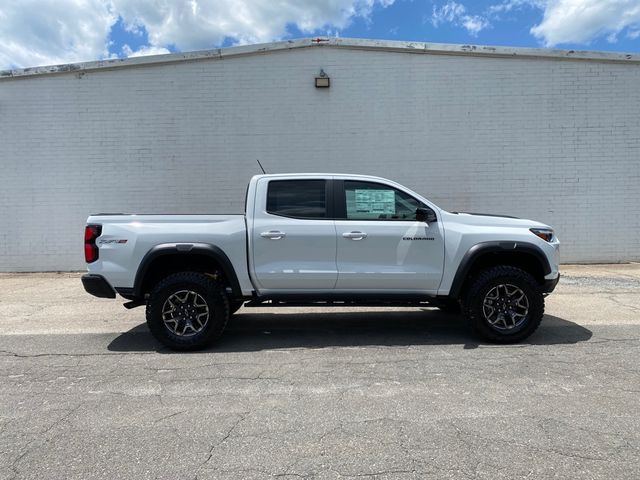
left=245, top=294, right=435, bottom=308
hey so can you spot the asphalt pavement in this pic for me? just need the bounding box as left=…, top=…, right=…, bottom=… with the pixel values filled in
left=0, top=264, right=639, bottom=479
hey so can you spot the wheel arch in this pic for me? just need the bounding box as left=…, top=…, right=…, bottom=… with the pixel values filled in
left=449, top=241, right=551, bottom=300
left=132, top=243, right=242, bottom=299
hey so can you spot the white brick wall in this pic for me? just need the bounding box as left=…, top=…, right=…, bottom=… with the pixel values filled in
left=1, top=43, right=639, bottom=271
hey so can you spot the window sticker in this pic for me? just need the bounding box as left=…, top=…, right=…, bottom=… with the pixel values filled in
left=354, top=189, right=396, bottom=214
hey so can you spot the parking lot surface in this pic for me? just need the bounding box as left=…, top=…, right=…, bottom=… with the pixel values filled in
left=0, top=264, right=639, bottom=479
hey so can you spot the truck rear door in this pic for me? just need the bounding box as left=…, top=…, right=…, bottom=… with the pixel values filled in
left=250, top=177, right=337, bottom=291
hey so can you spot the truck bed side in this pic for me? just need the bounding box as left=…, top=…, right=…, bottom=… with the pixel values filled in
left=86, top=214, right=253, bottom=294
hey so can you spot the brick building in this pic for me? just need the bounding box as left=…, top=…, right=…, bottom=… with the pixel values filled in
left=1, top=38, right=639, bottom=271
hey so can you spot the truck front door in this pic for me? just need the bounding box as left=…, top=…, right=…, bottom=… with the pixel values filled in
left=333, top=179, right=445, bottom=294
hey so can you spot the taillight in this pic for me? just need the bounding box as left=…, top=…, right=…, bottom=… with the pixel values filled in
left=84, top=224, right=102, bottom=263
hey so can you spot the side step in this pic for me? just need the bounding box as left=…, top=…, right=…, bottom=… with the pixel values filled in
left=244, top=296, right=435, bottom=308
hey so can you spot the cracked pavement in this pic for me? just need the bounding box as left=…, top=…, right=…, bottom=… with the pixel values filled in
left=0, top=264, right=639, bottom=479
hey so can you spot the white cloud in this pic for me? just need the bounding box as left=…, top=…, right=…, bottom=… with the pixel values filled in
left=434, top=0, right=640, bottom=46
left=431, top=1, right=466, bottom=27
left=462, top=16, right=491, bottom=35
left=530, top=0, right=640, bottom=46
left=4, top=0, right=639, bottom=70
left=0, top=0, right=115, bottom=69
left=112, top=0, right=394, bottom=50
left=431, top=1, right=490, bottom=36
left=122, top=44, right=170, bottom=58
left=487, top=0, right=546, bottom=15
left=0, top=0, right=394, bottom=69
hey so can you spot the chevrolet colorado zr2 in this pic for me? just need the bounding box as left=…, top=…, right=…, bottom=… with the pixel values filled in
left=82, top=174, right=560, bottom=350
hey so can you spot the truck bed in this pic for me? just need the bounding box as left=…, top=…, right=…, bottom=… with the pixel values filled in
left=86, top=214, right=251, bottom=292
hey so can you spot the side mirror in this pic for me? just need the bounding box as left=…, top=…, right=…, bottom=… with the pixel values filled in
left=416, top=207, right=437, bottom=223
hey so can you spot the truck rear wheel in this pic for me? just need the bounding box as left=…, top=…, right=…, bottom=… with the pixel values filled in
left=146, top=272, right=230, bottom=351
left=462, top=266, right=544, bottom=343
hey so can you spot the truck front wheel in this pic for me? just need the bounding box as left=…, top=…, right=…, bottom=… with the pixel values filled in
left=146, top=272, right=230, bottom=351
left=462, top=266, right=544, bottom=343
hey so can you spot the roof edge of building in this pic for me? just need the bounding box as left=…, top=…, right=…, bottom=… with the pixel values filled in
left=2, top=37, right=639, bottom=80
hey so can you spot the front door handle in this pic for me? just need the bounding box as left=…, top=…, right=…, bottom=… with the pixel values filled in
left=342, top=231, right=367, bottom=240
left=260, top=230, right=286, bottom=240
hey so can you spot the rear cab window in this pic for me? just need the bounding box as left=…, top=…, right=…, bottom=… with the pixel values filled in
left=266, top=180, right=328, bottom=219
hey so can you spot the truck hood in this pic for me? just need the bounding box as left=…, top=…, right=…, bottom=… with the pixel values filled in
left=441, top=211, right=551, bottom=229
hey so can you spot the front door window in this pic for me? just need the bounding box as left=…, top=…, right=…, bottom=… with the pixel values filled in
left=344, top=181, right=423, bottom=221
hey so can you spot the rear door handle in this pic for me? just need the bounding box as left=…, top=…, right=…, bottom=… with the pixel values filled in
left=342, top=231, right=367, bottom=240
left=260, top=230, right=286, bottom=240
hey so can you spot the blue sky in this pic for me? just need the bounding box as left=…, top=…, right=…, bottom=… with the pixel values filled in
left=2, top=1, right=640, bottom=69
left=107, top=0, right=640, bottom=57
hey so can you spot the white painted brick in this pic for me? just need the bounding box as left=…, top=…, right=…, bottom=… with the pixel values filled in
left=1, top=47, right=639, bottom=271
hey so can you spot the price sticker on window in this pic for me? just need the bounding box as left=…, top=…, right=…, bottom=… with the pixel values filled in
left=354, top=189, right=396, bottom=214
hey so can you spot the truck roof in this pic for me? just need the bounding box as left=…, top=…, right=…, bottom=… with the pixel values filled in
left=252, top=173, right=394, bottom=181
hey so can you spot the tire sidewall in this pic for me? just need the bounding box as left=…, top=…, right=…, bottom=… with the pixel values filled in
left=146, top=273, right=229, bottom=351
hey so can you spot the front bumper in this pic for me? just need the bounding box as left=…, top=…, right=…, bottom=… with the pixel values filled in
left=81, top=274, right=116, bottom=299
left=542, top=274, right=560, bottom=294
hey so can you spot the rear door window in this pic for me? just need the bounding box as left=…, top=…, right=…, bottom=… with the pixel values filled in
left=266, top=180, right=328, bottom=219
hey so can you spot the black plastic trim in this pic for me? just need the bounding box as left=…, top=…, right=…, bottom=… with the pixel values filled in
left=448, top=241, right=552, bottom=299
left=81, top=274, right=116, bottom=299
left=114, top=287, right=136, bottom=301
left=132, top=243, right=242, bottom=298
left=451, top=212, right=519, bottom=219
left=542, top=274, right=560, bottom=294
left=332, top=179, right=346, bottom=219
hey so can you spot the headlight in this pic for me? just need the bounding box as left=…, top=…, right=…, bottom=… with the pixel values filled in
left=530, top=228, right=554, bottom=242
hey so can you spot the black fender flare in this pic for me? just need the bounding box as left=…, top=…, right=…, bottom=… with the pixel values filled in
left=448, top=241, right=552, bottom=299
left=132, top=243, right=242, bottom=298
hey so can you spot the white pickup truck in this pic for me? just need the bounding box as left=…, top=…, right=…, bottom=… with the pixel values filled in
left=82, top=173, right=560, bottom=350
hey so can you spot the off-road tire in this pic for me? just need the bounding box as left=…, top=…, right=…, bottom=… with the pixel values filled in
left=463, top=266, right=544, bottom=343
left=146, top=272, right=230, bottom=351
